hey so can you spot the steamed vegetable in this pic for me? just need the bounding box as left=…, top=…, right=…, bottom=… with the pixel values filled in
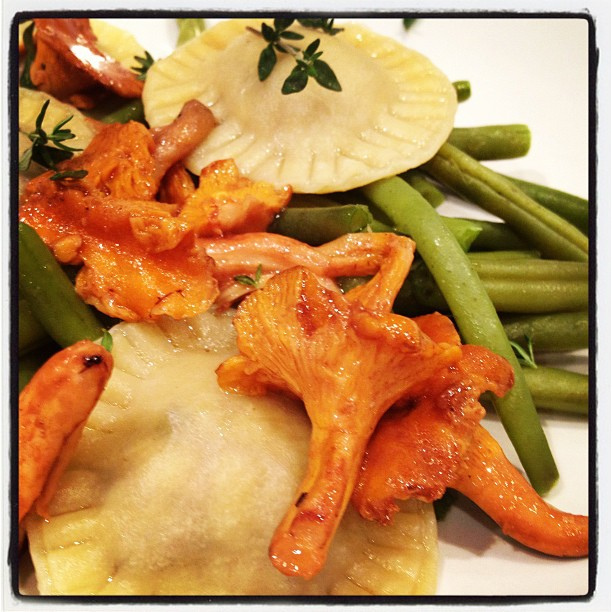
left=423, top=142, right=588, bottom=262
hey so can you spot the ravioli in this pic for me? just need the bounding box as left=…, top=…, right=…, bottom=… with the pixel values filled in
left=142, top=19, right=457, bottom=194
left=24, top=311, right=438, bottom=596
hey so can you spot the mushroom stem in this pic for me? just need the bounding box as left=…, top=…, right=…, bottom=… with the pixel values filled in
left=269, top=424, right=366, bottom=579
left=453, top=426, right=588, bottom=557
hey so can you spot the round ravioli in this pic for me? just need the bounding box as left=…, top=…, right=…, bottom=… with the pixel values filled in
left=24, top=311, right=438, bottom=596
left=143, top=19, right=457, bottom=194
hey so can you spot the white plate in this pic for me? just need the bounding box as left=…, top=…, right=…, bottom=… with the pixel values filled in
left=26, top=15, right=594, bottom=600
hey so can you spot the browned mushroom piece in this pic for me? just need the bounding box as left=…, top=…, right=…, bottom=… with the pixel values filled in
left=19, top=340, right=113, bottom=524
left=30, top=18, right=144, bottom=107
left=352, top=312, right=588, bottom=558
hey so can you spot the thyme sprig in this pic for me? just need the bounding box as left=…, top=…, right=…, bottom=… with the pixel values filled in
left=510, top=335, right=538, bottom=369
left=251, top=18, right=343, bottom=95
left=296, top=18, right=344, bottom=35
left=234, top=264, right=264, bottom=289
left=19, top=99, right=88, bottom=181
left=131, top=50, right=155, bottom=81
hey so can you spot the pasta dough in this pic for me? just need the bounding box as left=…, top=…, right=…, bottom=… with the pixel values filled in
left=143, top=19, right=457, bottom=194
left=24, top=311, right=438, bottom=596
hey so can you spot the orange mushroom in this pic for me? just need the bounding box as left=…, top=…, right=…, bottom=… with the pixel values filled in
left=179, top=159, right=292, bottom=237
left=201, top=230, right=419, bottom=309
left=19, top=340, right=113, bottom=523
left=19, top=101, right=289, bottom=322
left=452, top=425, right=588, bottom=557
left=29, top=19, right=144, bottom=107
left=217, top=245, right=464, bottom=579
left=19, top=104, right=220, bottom=322
left=352, top=312, right=588, bottom=558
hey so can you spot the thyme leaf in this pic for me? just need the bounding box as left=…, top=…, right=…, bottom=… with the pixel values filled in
left=132, top=50, right=155, bottom=81
left=258, top=44, right=278, bottom=81
left=510, top=335, right=538, bottom=369
left=250, top=19, right=343, bottom=95
left=234, top=264, right=264, bottom=288
left=100, top=330, right=114, bottom=352
left=50, top=169, right=89, bottom=181
left=310, top=58, right=341, bottom=92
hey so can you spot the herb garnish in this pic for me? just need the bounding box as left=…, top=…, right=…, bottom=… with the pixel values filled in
left=251, top=18, right=343, bottom=95
left=19, top=100, right=88, bottom=181
left=234, top=264, right=264, bottom=289
left=49, top=169, right=89, bottom=181
left=131, top=50, right=155, bottom=81
left=510, top=335, right=538, bottom=369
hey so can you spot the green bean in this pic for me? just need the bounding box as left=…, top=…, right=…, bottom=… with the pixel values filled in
left=477, top=278, right=587, bottom=312
left=462, top=218, right=530, bottom=251
left=401, top=169, right=445, bottom=207
left=290, top=193, right=347, bottom=208
left=448, top=124, right=531, bottom=160
left=371, top=216, right=482, bottom=253
left=470, top=258, right=587, bottom=282
left=452, top=80, right=471, bottom=102
left=176, top=18, right=206, bottom=46
left=502, top=311, right=589, bottom=352
left=361, top=176, right=558, bottom=494
left=403, top=259, right=587, bottom=314
left=466, top=250, right=540, bottom=261
left=270, top=205, right=373, bottom=245
left=19, top=297, right=49, bottom=356
left=436, top=217, right=482, bottom=252
left=502, top=174, right=589, bottom=235
left=99, top=99, right=145, bottom=124
left=271, top=202, right=482, bottom=252
left=19, top=222, right=104, bottom=347
left=423, top=142, right=588, bottom=262
left=522, top=366, right=588, bottom=416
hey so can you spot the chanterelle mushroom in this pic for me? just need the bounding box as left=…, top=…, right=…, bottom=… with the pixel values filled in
left=19, top=340, right=113, bottom=524
left=30, top=19, right=144, bottom=107
left=352, top=311, right=588, bottom=558
left=19, top=102, right=289, bottom=322
left=216, top=237, right=463, bottom=579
